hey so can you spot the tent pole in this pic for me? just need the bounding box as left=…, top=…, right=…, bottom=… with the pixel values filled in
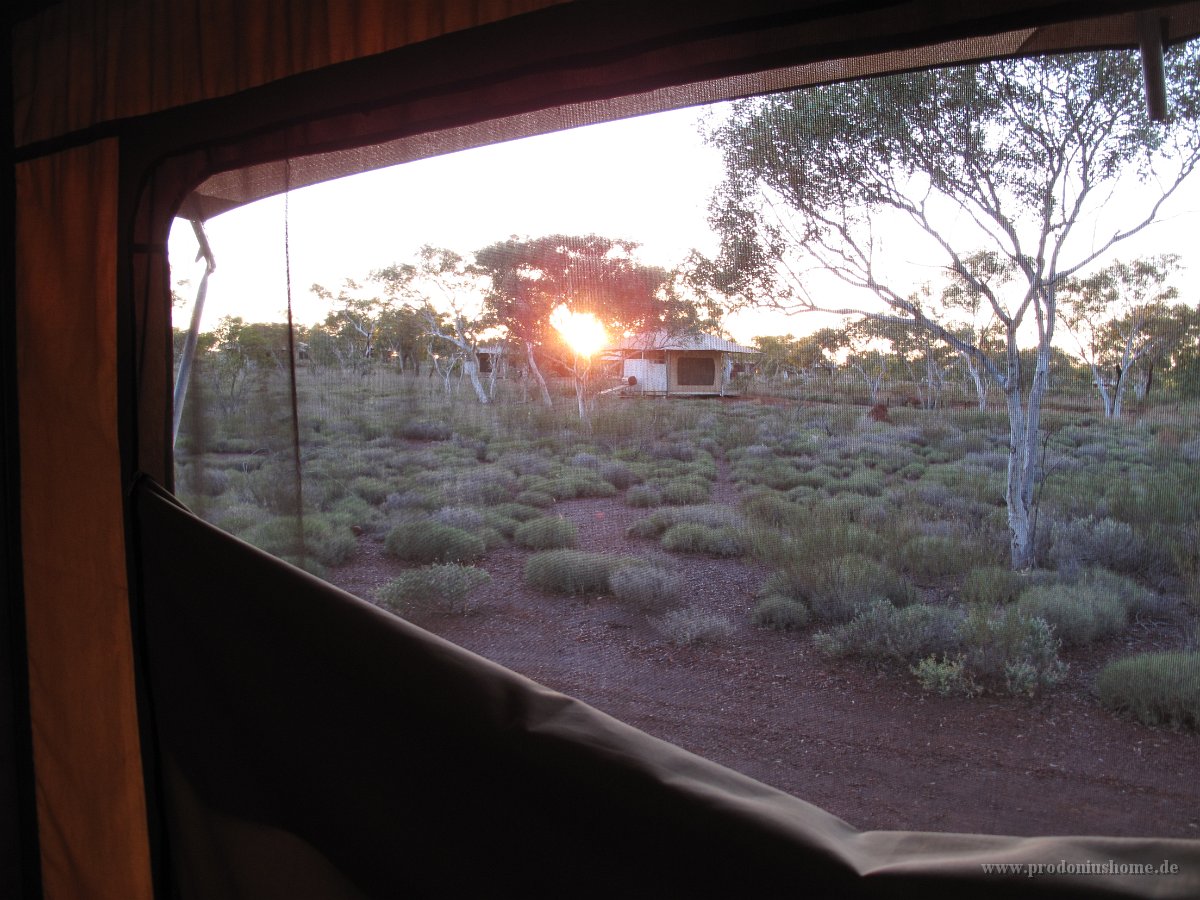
left=171, top=220, right=216, bottom=448
left=1137, top=12, right=1168, bottom=122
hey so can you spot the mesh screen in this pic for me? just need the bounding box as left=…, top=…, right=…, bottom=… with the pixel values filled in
left=171, top=44, right=1200, bottom=841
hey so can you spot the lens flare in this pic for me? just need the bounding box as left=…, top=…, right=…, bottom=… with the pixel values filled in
left=550, top=305, right=607, bottom=358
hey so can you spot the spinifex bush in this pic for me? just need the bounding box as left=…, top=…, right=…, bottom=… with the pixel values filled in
left=384, top=521, right=485, bottom=564
left=514, top=515, right=578, bottom=550
left=377, top=564, right=491, bottom=616
left=1096, top=652, right=1200, bottom=731
left=524, top=550, right=622, bottom=595
left=768, top=553, right=915, bottom=624
left=660, top=522, right=747, bottom=558
left=750, top=595, right=811, bottom=631
left=961, top=566, right=1027, bottom=606
left=248, top=514, right=358, bottom=568
left=1016, top=581, right=1128, bottom=646
left=609, top=564, right=684, bottom=612
left=626, top=504, right=745, bottom=540
left=624, top=484, right=664, bottom=508
left=654, top=607, right=734, bottom=646
left=959, top=606, right=1066, bottom=697
left=814, top=600, right=963, bottom=663
left=658, top=478, right=710, bottom=505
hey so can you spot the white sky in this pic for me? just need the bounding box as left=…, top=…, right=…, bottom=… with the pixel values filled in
left=169, top=99, right=1200, bottom=346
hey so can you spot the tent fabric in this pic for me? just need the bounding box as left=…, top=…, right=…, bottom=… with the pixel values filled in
left=7, top=2, right=1200, bottom=899
left=14, top=140, right=154, bottom=900
left=133, top=478, right=1200, bottom=899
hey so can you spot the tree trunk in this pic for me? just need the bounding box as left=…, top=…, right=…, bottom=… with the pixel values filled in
left=463, top=353, right=490, bottom=405
left=524, top=340, right=554, bottom=408
left=1005, top=336, right=1053, bottom=569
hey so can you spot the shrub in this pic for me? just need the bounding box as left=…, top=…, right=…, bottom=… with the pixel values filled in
left=894, top=534, right=993, bottom=579
left=627, top=505, right=744, bottom=539
left=377, top=564, right=491, bottom=616
left=625, top=485, right=663, bottom=508
left=432, top=506, right=487, bottom=532
left=524, top=550, right=620, bottom=595
left=1096, top=652, right=1200, bottom=731
left=248, top=514, right=358, bottom=567
left=814, top=600, right=963, bottom=663
left=911, top=654, right=981, bottom=697
left=515, top=489, right=555, bottom=508
left=398, top=420, right=452, bottom=441
left=1049, top=516, right=1147, bottom=576
left=384, top=521, right=485, bottom=564
left=1016, top=582, right=1127, bottom=646
left=1075, top=567, right=1162, bottom=619
left=661, top=523, right=746, bottom=558
left=514, top=515, right=578, bottom=550
left=772, top=554, right=915, bottom=624
left=960, top=606, right=1066, bottom=696
left=961, top=566, right=1026, bottom=606
left=751, top=595, right=810, bottom=631
left=659, top=479, right=710, bottom=505
left=654, top=608, right=734, bottom=646
left=491, top=502, right=544, bottom=522
left=609, top=565, right=683, bottom=611
left=348, top=476, right=391, bottom=505
left=600, top=461, right=640, bottom=489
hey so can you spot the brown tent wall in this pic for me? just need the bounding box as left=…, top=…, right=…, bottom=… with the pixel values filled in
left=7, top=2, right=1200, bottom=898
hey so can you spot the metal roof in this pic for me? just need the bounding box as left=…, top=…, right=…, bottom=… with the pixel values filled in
left=607, top=331, right=757, bottom=354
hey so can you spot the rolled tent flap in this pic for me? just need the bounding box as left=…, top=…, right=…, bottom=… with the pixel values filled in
left=181, top=4, right=1200, bottom=223
left=132, top=478, right=1200, bottom=899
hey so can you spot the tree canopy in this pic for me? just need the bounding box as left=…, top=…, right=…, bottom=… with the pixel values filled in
left=700, top=43, right=1200, bottom=567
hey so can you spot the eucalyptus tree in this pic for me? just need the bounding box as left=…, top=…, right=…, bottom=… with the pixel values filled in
left=700, top=43, right=1200, bottom=567
left=1060, top=255, right=1181, bottom=417
left=474, top=234, right=703, bottom=408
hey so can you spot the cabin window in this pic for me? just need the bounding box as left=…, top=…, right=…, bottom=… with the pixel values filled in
left=676, top=356, right=715, bottom=385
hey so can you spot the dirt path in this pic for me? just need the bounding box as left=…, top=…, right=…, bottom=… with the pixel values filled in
left=328, top=459, right=1199, bottom=840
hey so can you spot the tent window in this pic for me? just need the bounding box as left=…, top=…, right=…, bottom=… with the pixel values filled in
left=170, top=38, right=1200, bottom=841
left=676, top=356, right=715, bottom=385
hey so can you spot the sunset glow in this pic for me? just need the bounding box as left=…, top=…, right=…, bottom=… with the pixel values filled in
left=550, top=305, right=607, bottom=358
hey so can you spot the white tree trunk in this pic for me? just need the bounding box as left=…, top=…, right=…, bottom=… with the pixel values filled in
left=524, top=340, right=554, bottom=408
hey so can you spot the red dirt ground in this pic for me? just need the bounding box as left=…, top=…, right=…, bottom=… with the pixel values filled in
left=327, top=469, right=1199, bottom=841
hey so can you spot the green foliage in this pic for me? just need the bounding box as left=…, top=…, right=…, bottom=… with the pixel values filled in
left=894, top=534, right=996, bottom=579
left=626, top=505, right=744, bottom=540
left=1016, top=582, right=1127, bottom=646
left=384, top=521, right=485, bottom=564
left=513, top=515, right=578, bottom=550
left=658, top=478, right=711, bottom=505
left=399, top=420, right=452, bottom=441
left=524, top=550, right=621, bottom=595
left=609, top=565, right=683, bottom=611
left=247, top=514, right=358, bottom=567
left=750, top=595, right=810, bottom=631
left=814, top=600, right=963, bottom=663
left=961, top=566, right=1026, bottom=606
left=911, top=654, right=981, bottom=697
left=660, top=522, right=747, bottom=557
left=959, top=606, right=1066, bottom=696
left=769, top=553, right=915, bottom=624
left=654, top=608, right=734, bottom=646
left=1096, top=652, right=1200, bottom=731
left=625, top=485, right=663, bottom=508
left=377, top=564, right=491, bottom=616
left=515, top=489, right=555, bottom=508
left=348, top=476, right=391, bottom=506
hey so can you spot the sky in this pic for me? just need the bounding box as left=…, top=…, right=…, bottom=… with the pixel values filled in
left=169, top=95, right=1200, bottom=347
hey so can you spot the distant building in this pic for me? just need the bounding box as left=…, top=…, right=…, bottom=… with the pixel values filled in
left=606, top=331, right=757, bottom=397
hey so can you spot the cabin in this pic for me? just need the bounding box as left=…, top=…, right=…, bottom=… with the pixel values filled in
left=610, top=332, right=757, bottom=397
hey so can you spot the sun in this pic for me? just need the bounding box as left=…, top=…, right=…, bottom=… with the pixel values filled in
left=550, top=304, right=607, bottom=358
